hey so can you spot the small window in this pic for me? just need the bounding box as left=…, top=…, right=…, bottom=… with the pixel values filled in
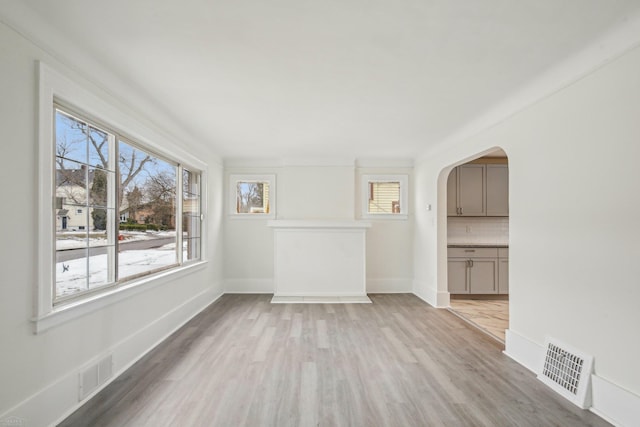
left=362, top=174, right=408, bottom=219
left=229, top=174, right=276, bottom=218
left=76, top=209, right=83, bottom=214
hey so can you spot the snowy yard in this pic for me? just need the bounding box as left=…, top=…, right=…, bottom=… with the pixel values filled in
left=55, top=241, right=183, bottom=298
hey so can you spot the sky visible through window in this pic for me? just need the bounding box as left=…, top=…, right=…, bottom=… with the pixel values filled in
left=55, top=112, right=175, bottom=190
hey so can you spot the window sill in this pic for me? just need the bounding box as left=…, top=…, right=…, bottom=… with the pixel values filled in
left=32, top=260, right=208, bottom=334
left=228, top=214, right=275, bottom=220
left=362, top=214, right=409, bottom=221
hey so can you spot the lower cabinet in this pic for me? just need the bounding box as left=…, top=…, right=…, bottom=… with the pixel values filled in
left=498, top=248, right=509, bottom=294
left=470, top=259, right=498, bottom=293
left=447, top=259, right=470, bottom=293
left=448, top=247, right=508, bottom=294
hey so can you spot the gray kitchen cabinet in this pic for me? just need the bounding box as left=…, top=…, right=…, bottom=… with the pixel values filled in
left=447, top=168, right=458, bottom=216
left=447, top=162, right=509, bottom=217
left=448, top=248, right=500, bottom=294
left=469, top=259, right=498, bottom=293
left=498, top=248, right=509, bottom=294
left=457, top=164, right=486, bottom=216
left=486, top=164, right=509, bottom=216
left=447, top=164, right=485, bottom=216
left=448, top=259, right=469, bottom=293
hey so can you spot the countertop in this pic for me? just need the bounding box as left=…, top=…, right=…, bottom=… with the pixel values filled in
left=447, top=244, right=509, bottom=248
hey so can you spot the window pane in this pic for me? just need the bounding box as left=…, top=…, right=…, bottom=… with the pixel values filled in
left=88, top=247, right=114, bottom=289
left=182, top=169, right=201, bottom=262
left=236, top=181, right=269, bottom=213
left=56, top=110, right=87, bottom=164
left=183, top=213, right=201, bottom=237
left=118, top=141, right=177, bottom=278
left=55, top=248, right=88, bottom=298
left=56, top=160, right=88, bottom=207
left=183, top=238, right=201, bottom=262
left=56, top=228, right=87, bottom=251
left=183, top=168, right=200, bottom=198
left=88, top=127, right=110, bottom=169
left=89, top=169, right=113, bottom=208
left=88, top=208, right=114, bottom=246
left=54, top=109, right=117, bottom=302
left=368, top=181, right=401, bottom=214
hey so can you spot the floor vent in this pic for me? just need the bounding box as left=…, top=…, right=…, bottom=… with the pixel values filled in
left=79, top=354, right=113, bottom=401
left=538, top=338, right=593, bottom=409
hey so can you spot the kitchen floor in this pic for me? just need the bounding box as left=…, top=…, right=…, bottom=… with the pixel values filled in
left=449, top=299, right=509, bottom=343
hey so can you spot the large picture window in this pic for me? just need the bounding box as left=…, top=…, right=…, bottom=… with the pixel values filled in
left=53, top=106, right=202, bottom=304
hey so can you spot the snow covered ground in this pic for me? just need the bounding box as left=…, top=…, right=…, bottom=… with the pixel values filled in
left=55, top=242, right=182, bottom=298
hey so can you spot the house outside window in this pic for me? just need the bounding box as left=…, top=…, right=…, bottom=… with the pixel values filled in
left=361, top=174, right=408, bottom=219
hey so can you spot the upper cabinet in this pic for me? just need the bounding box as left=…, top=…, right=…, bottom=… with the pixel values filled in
left=457, top=164, right=486, bottom=216
left=448, top=162, right=509, bottom=217
left=447, top=168, right=458, bottom=216
left=486, top=164, right=509, bottom=216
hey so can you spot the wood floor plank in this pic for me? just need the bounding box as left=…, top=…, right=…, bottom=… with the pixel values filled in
left=58, top=294, right=612, bottom=427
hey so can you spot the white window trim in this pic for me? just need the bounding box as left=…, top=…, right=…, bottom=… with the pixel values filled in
left=361, top=174, right=409, bottom=220
left=228, top=174, right=276, bottom=219
left=36, top=62, right=208, bottom=332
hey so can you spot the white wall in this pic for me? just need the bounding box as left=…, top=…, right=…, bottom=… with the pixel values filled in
left=414, top=42, right=640, bottom=405
left=356, top=166, right=414, bottom=293
left=0, top=21, right=224, bottom=426
left=224, top=162, right=414, bottom=293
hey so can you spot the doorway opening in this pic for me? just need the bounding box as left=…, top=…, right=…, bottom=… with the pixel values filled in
left=446, top=148, right=509, bottom=344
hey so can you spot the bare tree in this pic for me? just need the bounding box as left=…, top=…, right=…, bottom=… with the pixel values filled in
left=118, top=147, right=155, bottom=208
left=125, top=186, right=143, bottom=222
left=236, top=182, right=264, bottom=213
left=144, top=171, right=176, bottom=227
left=55, top=114, right=154, bottom=208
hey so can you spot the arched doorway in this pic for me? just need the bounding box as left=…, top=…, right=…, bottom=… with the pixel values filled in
left=444, top=148, right=509, bottom=343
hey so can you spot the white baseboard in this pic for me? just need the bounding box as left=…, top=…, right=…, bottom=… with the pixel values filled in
left=271, top=295, right=371, bottom=304
left=366, top=278, right=412, bottom=293
left=412, top=281, right=449, bottom=307
left=224, top=278, right=274, bottom=294
left=591, top=375, right=640, bottom=427
left=225, top=278, right=413, bottom=294
left=504, top=329, right=640, bottom=427
left=0, top=286, right=222, bottom=427
left=503, top=329, right=542, bottom=373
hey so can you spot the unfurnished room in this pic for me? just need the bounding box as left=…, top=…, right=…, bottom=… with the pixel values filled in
left=1, top=1, right=639, bottom=426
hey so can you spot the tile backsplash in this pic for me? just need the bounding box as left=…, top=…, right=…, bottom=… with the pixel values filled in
left=447, top=217, right=509, bottom=246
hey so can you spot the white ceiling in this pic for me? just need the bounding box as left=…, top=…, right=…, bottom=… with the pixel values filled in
left=8, top=1, right=640, bottom=159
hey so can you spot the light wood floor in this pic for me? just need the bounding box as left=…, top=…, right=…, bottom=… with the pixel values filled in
left=449, top=299, right=509, bottom=342
left=58, top=294, right=610, bottom=427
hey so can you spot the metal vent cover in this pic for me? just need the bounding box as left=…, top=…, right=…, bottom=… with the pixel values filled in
left=79, top=354, right=113, bottom=401
left=538, top=338, right=593, bottom=409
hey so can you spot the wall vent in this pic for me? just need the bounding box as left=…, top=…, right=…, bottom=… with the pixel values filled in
left=78, top=354, right=113, bottom=401
left=538, top=338, right=593, bottom=409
